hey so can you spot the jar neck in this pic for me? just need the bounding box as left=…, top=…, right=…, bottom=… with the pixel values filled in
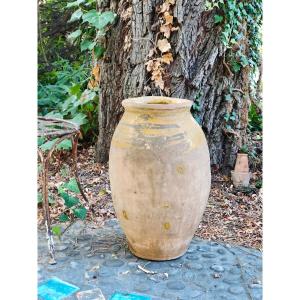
left=122, top=96, right=192, bottom=111
left=124, top=106, right=191, bottom=116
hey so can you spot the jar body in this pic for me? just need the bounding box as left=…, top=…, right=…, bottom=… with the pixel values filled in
left=109, top=97, right=211, bottom=260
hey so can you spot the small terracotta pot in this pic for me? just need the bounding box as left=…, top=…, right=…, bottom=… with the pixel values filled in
left=234, top=153, right=249, bottom=173
left=231, top=153, right=251, bottom=187
left=231, top=171, right=251, bottom=187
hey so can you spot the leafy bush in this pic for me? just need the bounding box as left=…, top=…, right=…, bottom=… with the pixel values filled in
left=38, top=0, right=83, bottom=76
left=66, top=0, right=116, bottom=59
left=53, top=178, right=87, bottom=238
left=38, top=58, right=99, bottom=141
left=38, top=0, right=117, bottom=143
left=248, top=103, right=262, bottom=132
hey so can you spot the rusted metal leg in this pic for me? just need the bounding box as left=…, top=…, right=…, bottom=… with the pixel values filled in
left=71, top=133, right=89, bottom=205
left=39, top=150, right=56, bottom=264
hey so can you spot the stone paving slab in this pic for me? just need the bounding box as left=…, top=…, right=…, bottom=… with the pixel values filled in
left=38, top=219, right=262, bottom=300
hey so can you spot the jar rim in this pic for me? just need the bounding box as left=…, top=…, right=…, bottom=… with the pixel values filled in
left=122, top=96, right=192, bottom=110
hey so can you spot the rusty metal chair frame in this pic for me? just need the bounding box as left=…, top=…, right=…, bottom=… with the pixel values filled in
left=38, top=117, right=88, bottom=264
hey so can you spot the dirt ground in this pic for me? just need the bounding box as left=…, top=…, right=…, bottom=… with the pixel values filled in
left=38, top=138, right=262, bottom=250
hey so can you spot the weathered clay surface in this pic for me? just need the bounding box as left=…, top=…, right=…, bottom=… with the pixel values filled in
left=38, top=219, right=262, bottom=300
left=109, top=97, right=211, bottom=260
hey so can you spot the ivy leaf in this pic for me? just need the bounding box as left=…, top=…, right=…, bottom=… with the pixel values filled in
left=68, top=8, right=83, bottom=23
left=38, top=137, right=46, bottom=146
left=56, top=139, right=72, bottom=150
left=59, top=213, right=70, bottom=222
left=80, top=40, right=96, bottom=52
left=214, top=15, right=224, bottom=24
left=224, top=113, right=230, bottom=122
left=44, top=111, right=64, bottom=119
left=66, top=0, right=86, bottom=8
left=231, top=61, right=241, bottom=73
left=73, top=206, right=87, bottom=220
left=39, top=138, right=58, bottom=151
left=59, top=191, right=69, bottom=201
left=69, top=84, right=81, bottom=96
left=52, top=225, right=62, bottom=237
left=94, top=46, right=105, bottom=58
left=225, top=94, right=232, bottom=102
left=38, top=193, right=55, bottom=204
left=80, top=90, right=96, bottom=104
left=96, top=11, right=116, bottom=30
left=82, top=9, right=99, bottom=24
left=63, top=178, right=80, bottom=194
left=67, top=29, right=82, bottom=43
left=240, top=56, right=249, bottom=67
left=70, top=113, right=88, bottom=126
left=83, top=10, right=116, bottom=30
left=60, top=191, right=80, bottom=208
left=195, top=116, right=201, bottom=124
left=39, top=138, right=72, bottom=151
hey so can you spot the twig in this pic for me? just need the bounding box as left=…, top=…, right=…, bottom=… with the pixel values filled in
left=223, top=57, right=234, bottom=77
left=137, top=265, right=157, bottom=275
left=232, top=88, right=245, bottom=94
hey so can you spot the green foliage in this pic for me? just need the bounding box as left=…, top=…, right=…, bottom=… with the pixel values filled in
left=206, top=0, right=262, bottom=130
left=38, top=137, right=73, bottom=151
left=239, top=144, right=249, bottom=154
left=68, top=29, right=82, bottom=42
left=57, top=139, right=73, bottom=150
left=38, top=58, right=99, bottom=141
left=62, top=178, right=81, bottom=194
left=73, top=206, right=87, bottom=220
left=38, top=0, right=116, bottom=143
left=248, top=103, right=262, bottom=132
left=38, top=0, right=117, bottom=232
left=207, top=0, right=262, bottom=74
left=52, top=225, right=62, bottom=237
left=214, top=14, right=223, bottom=24
left=37, top=192, right=55, bottom=205
left=65, top=0, right=116, bottom=56
left=38, top=0, right=83, bottom=76
left=59, top=213, right=70, bottom=222
left=255, top=179, right=262, bottom=189
left=56, top=178, right=87, bottom=224
left=59, top=191, right=80, bottom=208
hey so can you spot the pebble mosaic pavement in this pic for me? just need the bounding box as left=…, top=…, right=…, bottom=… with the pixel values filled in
left=38, top=219, right=262, bottom=300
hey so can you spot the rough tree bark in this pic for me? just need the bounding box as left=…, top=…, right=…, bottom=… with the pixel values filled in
left=95, top=0, right=250, bottom=172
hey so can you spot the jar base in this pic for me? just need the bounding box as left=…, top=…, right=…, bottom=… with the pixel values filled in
left=128, top=243, right=187, bottom=261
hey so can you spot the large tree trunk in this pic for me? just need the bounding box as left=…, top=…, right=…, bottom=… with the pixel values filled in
left=96, top=0, right=250, bottom=173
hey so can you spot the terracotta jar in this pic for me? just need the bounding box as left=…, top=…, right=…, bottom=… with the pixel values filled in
left=231, top=153, right=251, bottom=187
left=234, top=153, right=249, bottom=173
left=109, top=96, right=211, bottom=260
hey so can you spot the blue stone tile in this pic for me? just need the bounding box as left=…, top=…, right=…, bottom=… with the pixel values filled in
left=110, top=292, right=151, bottom=300
left=38, top=277, right=80, bottom=300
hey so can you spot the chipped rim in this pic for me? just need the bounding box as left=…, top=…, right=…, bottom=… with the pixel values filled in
left=122, top=96, right=192, bottom=110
